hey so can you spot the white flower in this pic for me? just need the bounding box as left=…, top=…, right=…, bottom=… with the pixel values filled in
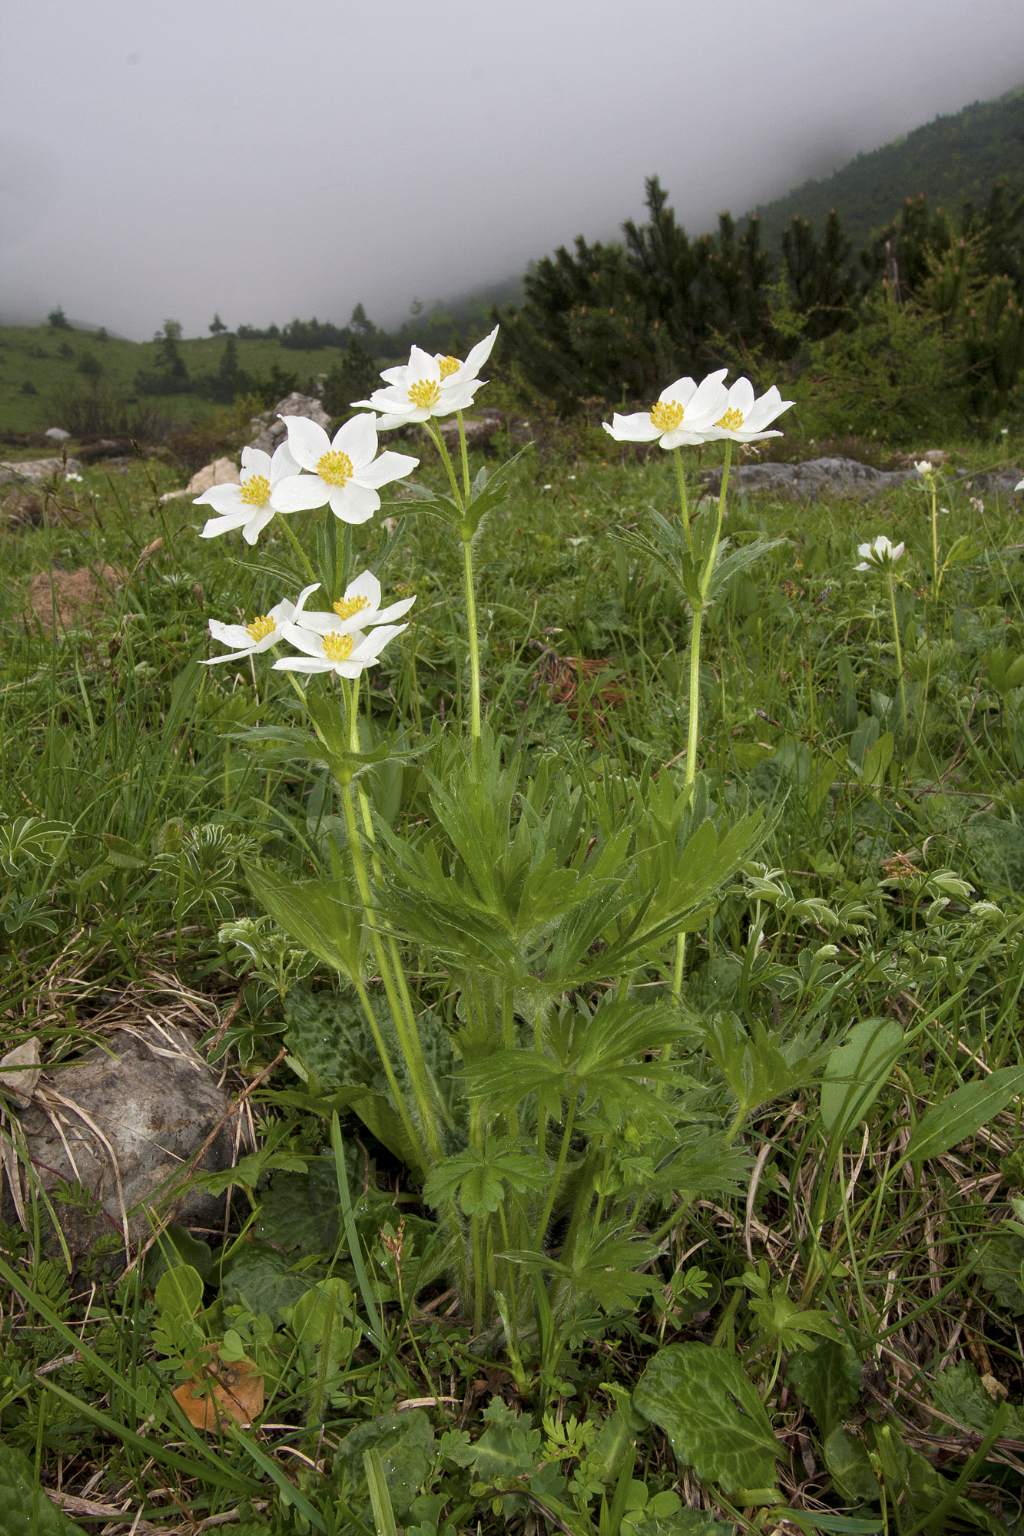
left=855, top=536, right=905, bottom=571
left=274, top=623, right=408, bottom=679
left=353, top=326, right=498, bottom=429
left=285, top=572, right=416, bottom=637
left=65, top=471, right=83, bottom=483
left=705, top=377, right=794, bottom=442
left=914, top=460, right=935, bottom=476
left=602, top=369, right=729, bottom=448
left=1016, top=478, right=1024, bottom=493
left=196, top=442, right=300, bottom=545
left=200, top=583, right=319, bottom=665
left=274, top=414, right=418, bottom=525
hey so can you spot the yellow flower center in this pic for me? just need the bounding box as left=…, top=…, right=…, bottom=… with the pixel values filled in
left=316, top=450, right=354, bottom=487
left=322, top=632, right=355, bottom=662
left=650, top=399, right=684, bottom=432
left=438, top=355, right=461, bottom=379
left=245, top=615, right=276, bottom=642
left=408, top=378, right=442, bottom=410
left=240, top=474, right=271, bottom=507
left=716, top=407, right=745, bottom=431
left=333, top=594, right=371, bottom=621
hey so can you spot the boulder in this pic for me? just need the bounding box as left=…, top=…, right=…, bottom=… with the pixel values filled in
left=701, top=456, right=918, bottom=500
left=44, top=426, right=71, bottom=443
left=0, top=457, right=83, bottom=485
left=1, top=1027, right=241, bottom=1262
left=248, top=392, right=331, bottom=455
left=159, top=455, right=239, bottom=504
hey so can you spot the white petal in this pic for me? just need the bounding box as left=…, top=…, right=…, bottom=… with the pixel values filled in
left=407, top=345, right=440, bottom=382
left=281, top=415, right=331, bottom=471
left=352, top=622, right=406, bottom=662
left=241, top=446, right=271, bottom=478
left=273, top=474, right=330, bottom=512
left=199, top=510, right=251, bottom=538
left=332, top=412, right=378, bottom=469
left=201, top=648, right=256, bottom=665
left=379, top=366, right=408, bottom=385
left=291, top=583, right=321, bottom=619
left=603, top=414, right=660, bottom=443
left=354, top=450, right=419, bottom=489
left=194, top=483, right=244, bottom=513
left=728, top=377, right=756, bottom=417
left=372, top=595, right=416, bottom=624
left=280, top=624, right=327, bottom=658
left=345, top=569, right=382, bottom=610
left=273, top=657, right=334, bottom=674
left=452, top=324, right=498, bottom=384
left=329, top=482, right=380, bottom=524
left=269, top=441, right=301, bottom=483
left=660, top=377, right=697, bottom=405
left=242, top=504, right=277, bottom=544
left=209, top=620, right=253, bottom=648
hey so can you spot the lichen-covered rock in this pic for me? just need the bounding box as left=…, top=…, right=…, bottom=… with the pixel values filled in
left=1, top=1028, right=241, bottom=1262
left=0, top=457, right=82, bottom=485
left=248, top=393, right=331, bottom=455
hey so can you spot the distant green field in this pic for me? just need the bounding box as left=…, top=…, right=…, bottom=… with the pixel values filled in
left=0, top=325, right=346, bottom=435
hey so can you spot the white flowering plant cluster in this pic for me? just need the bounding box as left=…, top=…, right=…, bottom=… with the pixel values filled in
left=197, top=335, right=943, bottom=1362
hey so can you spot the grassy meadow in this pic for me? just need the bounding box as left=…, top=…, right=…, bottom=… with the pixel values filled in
left=2, top=416, right=1024, bottom=1535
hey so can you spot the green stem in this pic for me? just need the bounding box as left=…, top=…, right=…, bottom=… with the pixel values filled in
left=929, top=483, right=940, bottom=596
left=424, top=420, right=463, bottom=508
left=277, top=513, right=319, bottom=585
left=351, top=973, right=420, bottom=1165
left=456, top=412, right=472, bottom=501
left=462, top=534, right=482, bottom=742
left=887, top=568, right=908, bottom=732
left=672, top=448, right=692, bottom=554
left=535, top=1096, right=577, bottom=1252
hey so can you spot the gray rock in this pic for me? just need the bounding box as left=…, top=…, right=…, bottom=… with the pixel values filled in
left=44, top=426, right=71, bottom=442
left=955, top=467, right=1024, bottom=497
left=1, top=1027, right=243, bottom=1262
left=702, top=456, right=917, bottom=500
left=0, top=457, right=83, bottom=485
left=248, top=392, right=331, bottom=455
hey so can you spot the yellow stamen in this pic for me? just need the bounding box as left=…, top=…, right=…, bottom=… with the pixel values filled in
left=333, top=594, right=371, bottom=621
left=245, top=615, right=276, bottom=642
left=438, top=355, right=461, bottom=379
left=316, top=450, right=354, bottom=487
left=322, top=632, right=355, bottom=662
left=716, top=407, right=745, bottom=431
left=408, top=378, right=441, bottom=410
left=650, top=399, right=684, bottom=432
left=240, top=474, right=271, bottom=507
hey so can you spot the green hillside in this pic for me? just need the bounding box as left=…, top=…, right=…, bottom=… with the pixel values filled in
left=0, top=325, right=343, bottom=437
left=750, top=85, right=1024, bottom=249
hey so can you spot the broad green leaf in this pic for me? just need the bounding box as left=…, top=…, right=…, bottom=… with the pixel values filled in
left=334, top=1410, right=434, bottom=1518
left=154, top=1263, right=204, bottom=1328
left=907, top=1066, right=1024, bottom=1164
left=787, top=1340, right=863, bottom=1438
left=247, top=867, right=362, bottom=981
left=820, top=1018, right=903, bottom=1142
left=0, top=1444, right=88, bottom=1535
left=824, top=1428, right=880, bottom=1502
left=633, top=1343, right=781, bottom=1496
left=860, top=730, right=893, bottom=788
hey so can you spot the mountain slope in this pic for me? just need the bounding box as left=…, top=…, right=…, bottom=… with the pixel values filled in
left=749, top=86, right=1024, bottom=248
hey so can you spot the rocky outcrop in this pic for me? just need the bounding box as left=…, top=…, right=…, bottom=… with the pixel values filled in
left=248, top=392, right=331, bottom=455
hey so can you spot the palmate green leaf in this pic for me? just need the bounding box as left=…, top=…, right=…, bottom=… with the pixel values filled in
left=463, top=998, right=689, bottom=1124
left=423, top=1141, right=547, bottom=1215
left=907, top=1065, right=1024, bottom=1164
left=505, top=1228, right=660, bottom=1311
left=247, top=866, right=362, bottom=981
left=461, top=443, right=533, bottom=537
left=0, top=1444, right=88, bottom=1536
left=634, top=1342, right=781, bottom=1498
left=820, top=1018, right=903, bottom=1143
left=703, top=1012, right=830, bottom=1120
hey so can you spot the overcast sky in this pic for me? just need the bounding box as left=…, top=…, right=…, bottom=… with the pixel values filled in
left=3, top=0, right=1023, bottom=339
